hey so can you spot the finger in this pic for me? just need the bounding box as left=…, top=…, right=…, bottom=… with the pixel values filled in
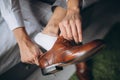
left=76, top=18, right=82, bottom=42
left=59, top=23, right=67, bottom=39
left=22, top=58, right=34, bottom=64
left=21, top=59, right=26, bottom=63
left=21, top=55, right=33, bottom=64
left=39, top=49, right=43, bottom=56
left=30, top=54, right=39, bottom=65
left=64, top=20, right=73, bottom=40
left=26, top=56, right=38, bottom=65
left=34, top=49, right=43, bottom=66
left=70, top=20, right=79, bottom=43
left=60, top=33, right=62, bottom=36
left=34, top=57, right=39, bottom=66
left=27, top=60, right=35, bottom=64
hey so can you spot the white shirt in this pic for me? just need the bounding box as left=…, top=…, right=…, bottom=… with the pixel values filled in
left=0, top=0, right=24, bottom=30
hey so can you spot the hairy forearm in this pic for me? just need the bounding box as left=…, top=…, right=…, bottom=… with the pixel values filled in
left=43, top=7, right=67, bottom=36
left=49, top=7, right=66, bottom=26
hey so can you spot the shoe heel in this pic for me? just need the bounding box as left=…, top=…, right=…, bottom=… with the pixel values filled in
left=41, top=65, right=63, bottom=75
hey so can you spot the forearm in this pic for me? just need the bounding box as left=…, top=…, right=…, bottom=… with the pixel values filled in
left=43, top=7, right=66, bottom=36
left=48, top=7, right=66, bottom=26
left=13, top=27, right=31, bottom=45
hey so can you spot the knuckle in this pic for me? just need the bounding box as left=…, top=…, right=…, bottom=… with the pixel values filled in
left=33, top=53, right=38, bottom=58
left=34, top=52, right=38, bottom=56
left=70, top=19, right=73, bottom=23
left=73, top=34, right=78, bottom=38
left=32, top=55, right=36, bottom=59
left=68, top=35, right=73, bottom=39
left=64, top=20, right=68, bottom=25
left=63, top=36, right=67, bottom=40
left=63, top=35, right=67, bottom=38
left=78, top=30, right=82, bottom=34
left=67, top=33, right=72, bottom=37
left=59, top=23, right=61, bottom=26
left=76, top=19, right=81, bottom=23
left=63, top=34, right=66, bottom=37
left=76, top=18, right=80, bottom=20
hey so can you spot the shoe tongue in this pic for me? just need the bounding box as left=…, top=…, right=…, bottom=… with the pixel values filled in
left=51, top=36, right=72, bottom=49
left=56, top=36, right=83, bottom=46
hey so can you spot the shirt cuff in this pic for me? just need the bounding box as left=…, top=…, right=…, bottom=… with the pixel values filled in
left=0, top=0, right=24, bottom=31
left=3, top=11, right=24, bottom=30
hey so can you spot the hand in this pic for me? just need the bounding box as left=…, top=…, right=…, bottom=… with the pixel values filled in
left=13, top=27, right=43, bottom=65
left=18, top=38, right=43, bottom=65
left=59, top=8, right=82, bottom=43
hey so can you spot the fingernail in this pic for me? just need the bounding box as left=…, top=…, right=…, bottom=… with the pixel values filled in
left=79, top=40, right=82, bottom=42
left=36, top=61, right=39, bottom=66
left=79, top=37, right=82, bottom=42
left=34, top=58, right=39, bottom=66
left=36, top=63, right=39, bottom=66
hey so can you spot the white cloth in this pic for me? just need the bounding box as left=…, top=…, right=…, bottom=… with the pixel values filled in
left=34, top=33, right=57, bottom=50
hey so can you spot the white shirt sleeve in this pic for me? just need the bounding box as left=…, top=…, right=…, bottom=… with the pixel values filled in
left=0, top=0, right=24, bottom=31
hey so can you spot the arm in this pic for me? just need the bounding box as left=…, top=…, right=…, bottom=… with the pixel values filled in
left=0, top=0, right=42, bottom=65
left=59, top=0, right=82, bottom=43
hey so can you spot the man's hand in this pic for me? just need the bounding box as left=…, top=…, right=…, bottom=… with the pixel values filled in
left=13, top=27, right=43, bottom=65
left=59, top=8, right=82, bottom=43
left=18, top=38, right=43, bottom=65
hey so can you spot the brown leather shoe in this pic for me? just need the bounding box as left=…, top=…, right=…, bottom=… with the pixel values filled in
left=76, top=62, right=91, bottom=80
left=39, top=36, right=105, bottom=75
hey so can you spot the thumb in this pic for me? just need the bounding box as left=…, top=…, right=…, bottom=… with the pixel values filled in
left=34, top=57, right=39, bottom=66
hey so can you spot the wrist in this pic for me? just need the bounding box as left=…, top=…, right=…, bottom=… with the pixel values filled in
left=43, top=23, right=59, bottom=37
left=13, top=27, right=31, bottom=44
left=67, top=0, right=81, bottom=12
left=67, top=7, right=80, bottom=15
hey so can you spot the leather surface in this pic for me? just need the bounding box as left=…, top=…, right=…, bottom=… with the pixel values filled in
left=39, top=36, right=104, bottom=68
